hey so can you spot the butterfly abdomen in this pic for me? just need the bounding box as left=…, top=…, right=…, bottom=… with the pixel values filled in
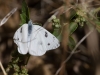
left=28, top=20, right=33, bottom=36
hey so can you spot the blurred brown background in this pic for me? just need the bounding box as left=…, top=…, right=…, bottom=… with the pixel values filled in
left=0, top=0, right=100, bottom=75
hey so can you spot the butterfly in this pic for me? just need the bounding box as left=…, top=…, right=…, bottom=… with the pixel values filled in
left=13, top=20, right=60, bottom=56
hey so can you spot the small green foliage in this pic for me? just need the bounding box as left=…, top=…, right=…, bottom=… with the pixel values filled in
left=74, top=9, right=86, bottom=27
left=95, top=21, right=100, bottom=32
left=68, top=36, right=76, bottom=50
left=21, top=67, right=28, bottom=74
left=69, top=22, right=78, bottom=34
left=12, top=57, right=19, bottom=63
left=91, top=7, right=100, bottom=33
left=51, top=15, right=61, bottom=40
left=20, top=0, right=30, bottom=25
left=13, top=64, right=20, bottom=72
left=6, top=56, right=29, bottom=75
left=13, top=73, right=19, bottom=75
left=53, top=29, right=60, bottom=38
left=52, top=15, right=61, bottom=29
left=6, top=65, right=12, bottom=72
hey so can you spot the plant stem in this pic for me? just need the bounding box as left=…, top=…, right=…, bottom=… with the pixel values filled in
left=0, top=61, right=7, bottom=75
left=55, top=28, right=95, bottom=75
left=25, top=54, right=30, bottom=65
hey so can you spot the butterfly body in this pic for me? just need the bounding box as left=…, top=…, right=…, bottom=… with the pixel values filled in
left=28, top=20, right=33, bottom=36
left=14, top=20, right=60, bottom=56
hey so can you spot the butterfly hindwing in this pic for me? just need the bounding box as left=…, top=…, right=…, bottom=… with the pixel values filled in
left=29, top=25, right=60, bottom=56
left=28, top=25, right=46, bottom=56
left=13, top=24, right=29, bottom=54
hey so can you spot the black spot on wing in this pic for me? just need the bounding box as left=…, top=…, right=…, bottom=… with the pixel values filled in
left=18, top=38, right=19, bottom=40
left=45, top=31, right=48, bottom=37
left=20, top=27, right=22, bottom=33
left=48, top=43, right=50, bottom=46
left=57, top=44, right=59, bottom=47
left=53, top=36, right=56, bottom=41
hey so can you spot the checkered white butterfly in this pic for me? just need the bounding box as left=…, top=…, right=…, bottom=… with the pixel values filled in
left=13, top=20, right=60, bottom=56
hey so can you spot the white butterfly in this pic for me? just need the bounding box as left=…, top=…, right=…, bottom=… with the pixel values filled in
left=13, top=20, right=60, bottom=56
left=0, top=7, right=17, bottom=26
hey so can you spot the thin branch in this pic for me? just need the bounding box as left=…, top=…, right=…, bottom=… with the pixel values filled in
left=67, top=50, right=81, bottom=54
left=0, top=61, right=7, bottom=75
left=0, top=7, right=17, bottom=27
left=55, top=28, right=95, bottom=75
left=62, top=6, right=73, bottom=14
left=43, top=6, right=73, bottom=28
left=43, top=11, right=58, bottom=28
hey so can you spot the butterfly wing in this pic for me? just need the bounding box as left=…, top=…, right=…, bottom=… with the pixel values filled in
left=14, top=23, right=60, bottom=56
left=29, top=25, right=60, bottom=56
left=13, top=24, right=29, bottom=54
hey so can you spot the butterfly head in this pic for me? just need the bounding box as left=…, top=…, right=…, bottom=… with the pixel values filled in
left=28, top=20, right=33, bottom=26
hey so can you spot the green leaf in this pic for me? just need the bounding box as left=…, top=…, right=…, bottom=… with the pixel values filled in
left=69, top=22, right=78, bottom=34
left=53, top=29, right=59, bottom=37
left=95, top=21, right=100, bottom=26
left=20, top=0, right=29, bottom=26
left=57, top=33, right=62, bottom=42
left=68, top=36, right=76, bottom=50
left=52, top=28, right=62, bottom=41
left=95, top=21, right=100, bottom=32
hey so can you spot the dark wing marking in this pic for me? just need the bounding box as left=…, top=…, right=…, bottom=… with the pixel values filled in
left=20, top=27, right=22, bottom=33
left=45, top=31, right=48, bottom=37
left=48, top=43, right=50, bottom=46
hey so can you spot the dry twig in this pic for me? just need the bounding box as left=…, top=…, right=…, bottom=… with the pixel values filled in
left=55, top=28, right=95, bottom=75
left=0, top=61, right=7, bottom=75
